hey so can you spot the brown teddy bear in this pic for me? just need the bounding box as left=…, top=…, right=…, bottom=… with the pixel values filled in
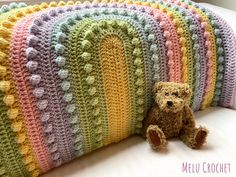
left=142, top=82, right=208, bottom=150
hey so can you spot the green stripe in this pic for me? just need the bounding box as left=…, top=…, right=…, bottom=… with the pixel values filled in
left=81, top=19, right=143, bottom=137
left=0, top=92, right=30, bottom=177
left=68, top=19, right=96, bottom=153
left=67, top=17, right=147, bottom=152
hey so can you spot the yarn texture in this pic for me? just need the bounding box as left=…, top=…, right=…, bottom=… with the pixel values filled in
left=0, top=0, right=235, bottom=176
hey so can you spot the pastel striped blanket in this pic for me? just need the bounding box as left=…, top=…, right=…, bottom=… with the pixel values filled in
left=0, top=0, right=235, bottom=176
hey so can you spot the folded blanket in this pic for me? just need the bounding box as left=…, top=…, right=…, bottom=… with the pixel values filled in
left=0, top=0, right=235, bottom=176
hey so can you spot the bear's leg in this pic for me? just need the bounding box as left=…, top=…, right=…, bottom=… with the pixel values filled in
left=146, top=125, right=167, bottom=149
left=179, top=126, right=208, bottom=149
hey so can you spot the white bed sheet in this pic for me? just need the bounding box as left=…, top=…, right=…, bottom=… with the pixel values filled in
left=41, top=4, right=236, bottom=177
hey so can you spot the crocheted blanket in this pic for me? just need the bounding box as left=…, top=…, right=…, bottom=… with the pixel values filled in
left=0, top=0, right=235, bottom=176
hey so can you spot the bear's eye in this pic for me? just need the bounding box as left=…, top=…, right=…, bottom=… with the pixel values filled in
left=172, top=92, right=179, bottom=97
left=165, top=92, right=169, bottom=96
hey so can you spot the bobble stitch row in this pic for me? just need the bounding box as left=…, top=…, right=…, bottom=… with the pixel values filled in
left=27, top=4, right=77, bottom=167
left=0, top=3, right=60, bottom=176
left=167, top=1, right=196, bottom=97
left=0, top=106, right=23, bottom=177
left=0, top=2, right=27, bottom=15
left=10, top=20, right=43, bottom=177
left=129, top=23, right=146, bottom=132
left=169, top=0, right=206, bottom=110
left=4, top=0, right=75, bottom=175
left=161, top=1, right=189, bottom=84
left=136, top=0, right=182, bottom=82
left=37, top=0, right=79, bottom=160
left=173, top=0, right=215, bottom=109
left=63, top=13, right=100, bottom=153
left=154, top=6, right=174, bottom=82
left=186, top=1, right=217, bottom=109
left=128, top=0, right=171, bottom=82
left=77, top=5, right=148, bottom=136
left=84, top=21, right=106, bottom=148
left=41, top=8, right=77, bottom=161
left=185, top=15, right=203, bottom=109
left=26, top=1, right=77, bottom=169
left=128, top=4, right=162, bottom=113
left=109, top=4, right=152, bottom=133
left=112, top=0, right=174, bottom=115
left=192, top=4, right=224, bottom=106
left=127, top=4, right=161, bottom=83
left=114, top=2, right=218, bottom=109
left=101, top=6, right=146, bottom=132
left=81, top=2, right=147, bottom=138
left=28, top=17, right=62, bottom=168
left=142, top=2, right=169, bottom=81
left=108, top=5, right=148, bottom=132
left=54, top=14, right=84, bottom=156
left=167, top=0, right=203, bottom=109
left=73, top=11, right=102, bottom=150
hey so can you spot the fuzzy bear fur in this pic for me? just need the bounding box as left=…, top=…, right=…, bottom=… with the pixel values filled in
left=142, top=82, right=209, bottom=150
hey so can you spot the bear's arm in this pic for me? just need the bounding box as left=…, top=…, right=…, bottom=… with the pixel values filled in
left=142, top=105, right=160, bottom=136
left=182, top=105, right=196, bottom=128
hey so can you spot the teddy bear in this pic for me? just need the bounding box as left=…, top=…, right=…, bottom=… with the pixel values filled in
left=142, top=82, right=208, bottom=150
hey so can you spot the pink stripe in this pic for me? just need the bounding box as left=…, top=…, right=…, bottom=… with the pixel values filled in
left=177, top=0, right=213, bottom=106
left=10, top=14, right=54, bottom=172
left=136, top=3, right=182, bottom=82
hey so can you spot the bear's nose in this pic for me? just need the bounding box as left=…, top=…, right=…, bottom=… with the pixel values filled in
left=167, top=101, right=173, bottom=107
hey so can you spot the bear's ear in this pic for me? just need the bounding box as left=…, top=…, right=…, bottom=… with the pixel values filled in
left=181, top=84, right=192, bottom=99
left=153, top=82, right=165, bottom=93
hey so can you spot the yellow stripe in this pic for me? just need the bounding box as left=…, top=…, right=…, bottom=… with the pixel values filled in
left=100, top=35, right=131, bottom=145
left=191, top=7, right=217, bottom=109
